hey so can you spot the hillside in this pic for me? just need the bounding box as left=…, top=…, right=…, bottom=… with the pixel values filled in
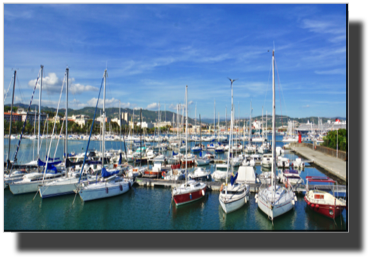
left=5, top=103, right=345, bottom=127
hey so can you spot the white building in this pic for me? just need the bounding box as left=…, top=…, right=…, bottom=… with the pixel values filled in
left=137, top=121, right=154, bottom=129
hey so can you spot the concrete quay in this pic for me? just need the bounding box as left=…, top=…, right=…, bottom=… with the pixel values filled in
left=289, top=144, right=347, bottom=182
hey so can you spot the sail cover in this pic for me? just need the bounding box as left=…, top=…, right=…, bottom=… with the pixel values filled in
left=230, top=172, right=238, bottom=185
left=101, top=167, right=119, bottom=178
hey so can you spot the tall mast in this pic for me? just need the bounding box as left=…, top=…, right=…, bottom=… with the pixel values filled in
left=218, top=112, right=220, bottom=139
left=271, top=50, right=276, bottom=187
left=214, top=99, right=216, bottom=137
left=102, top=69, right=107, bottom=168
left=140, top=108, right=142, bottom=167
left=33, top=106, right=36, bottom=159
left=261, top=106, right=263, bottom=139
left=65, top=68, right=69, bottom=178
left=225, top=106, right=227, bottom=135
left=37, top=65, right=43, bottom=164
left=7, top=70, right=16, bottom=169
left=249, top=100, right=252, bottom=146
left=225, top=78, right=235, bottom=191
left=195, top=103, right=197, bottom=136
left=185, top=86, right=188, bottom=183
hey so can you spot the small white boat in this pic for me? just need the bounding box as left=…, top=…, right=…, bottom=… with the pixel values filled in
left=172, top=180, right=207, bottom=206
left=277, top=156, right=290, bottom=168
left=278, top=169, right=304, bottom=186
left=163, top=169, right=186, bottom=181
left=250, top=154, right=262, bottom=166
left=188, top=167, right=211, bottom=181
left=261, top=153, right=273, bottom=168
left=292, top=158, right=305, bottom=169
left=211, top=164, right=230, bottom=181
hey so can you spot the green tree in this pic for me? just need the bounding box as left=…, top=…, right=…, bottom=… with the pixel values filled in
left=321, top=129, right=347, bottom=151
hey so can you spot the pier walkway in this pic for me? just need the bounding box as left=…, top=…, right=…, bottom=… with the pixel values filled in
left=290, top=144, right=347, bottom=182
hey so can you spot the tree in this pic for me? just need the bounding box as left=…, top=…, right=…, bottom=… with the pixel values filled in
left=321, top=129, right=347, bottom=151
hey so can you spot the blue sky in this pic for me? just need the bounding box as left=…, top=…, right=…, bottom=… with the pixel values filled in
left=4, top=4, right=347, bottom=119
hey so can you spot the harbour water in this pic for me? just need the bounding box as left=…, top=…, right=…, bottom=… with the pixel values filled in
left=4, top=136, right=347, bottom=231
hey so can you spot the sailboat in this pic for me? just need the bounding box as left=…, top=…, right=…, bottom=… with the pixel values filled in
left=9, top=66, right=65, bottom=195
left=219, top=78, right=250, bottom=214
left=255, top=50, right=296, bottom=221
left=75, top=69, right=132, bottom=202
left=39, top=68, right=99, bottom=198
left=172, top=86, right=207, bottom=206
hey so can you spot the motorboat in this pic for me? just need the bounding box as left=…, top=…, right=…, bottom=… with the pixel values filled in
left=142, top=163, right=163, bottom=178
left=195, top=152, right=210, bottom=166
left=278, top=169, right=304, bottom=186
left=250, top=154, right=262, bottom=166
left=211, top=164, right=230, bottom=181
left=261, top=153, right=273, bottom=168
left=292, top=158, right=305, bottom=169
left=188, top=167, right=211, bottom=181
left=304, top=189, right=346, bottom=219
left=181, top=153, right=195, bottom=165
left=277, top=156, right=290, bottom=168
left=163, top=168, right=186, bottom=181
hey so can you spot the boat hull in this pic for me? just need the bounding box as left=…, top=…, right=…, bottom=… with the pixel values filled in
left=257, top=197, right=294, bottom=219
left=9, top=181, right=41, bottom=195
left=304, top=196, right=346, bottom=219
left=78, top=181, right=131, bottom=202
left=39, top=179, right=78, bottom=198
left=219, top=195, right=248, bottom=214
left=172, top=186, right=207, bottom=206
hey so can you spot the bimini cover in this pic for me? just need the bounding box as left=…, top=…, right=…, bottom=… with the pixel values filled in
left=101, top=167, right=119, bottom=178
left=230, top=173, right=238, bottom=185
left=172, top=151, right=178, bottom=156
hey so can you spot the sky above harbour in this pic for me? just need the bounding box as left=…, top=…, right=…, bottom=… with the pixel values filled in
left=4, top=4, right=347, bottom=120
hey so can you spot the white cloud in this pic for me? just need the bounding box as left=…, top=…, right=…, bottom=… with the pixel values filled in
left=302, top=19, right=345, bottom=35
left=87, top=97, right=132, bottom=108
left=147, top=102, right=159, bottom=110
left=28, top=73, right=97, bottom=95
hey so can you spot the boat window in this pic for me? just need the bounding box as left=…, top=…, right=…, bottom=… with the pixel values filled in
left=225, top=190, right=245, bottom=195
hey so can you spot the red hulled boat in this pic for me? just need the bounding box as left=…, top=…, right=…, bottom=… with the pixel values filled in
left=172, top=180, right=207, bottom=206
left=304, top=190, right=346, bottom=219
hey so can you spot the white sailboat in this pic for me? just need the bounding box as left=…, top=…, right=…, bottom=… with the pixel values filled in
left=255, top=50, right=296, bottom=221
left=76, top=69, right=132, bottom=202
left=219, top=78, right=250, bottom=214
left=9, top=66, right=66, bottom=195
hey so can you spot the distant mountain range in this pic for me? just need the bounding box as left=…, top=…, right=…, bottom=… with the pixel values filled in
left=5, top=103, right=346, bottom=127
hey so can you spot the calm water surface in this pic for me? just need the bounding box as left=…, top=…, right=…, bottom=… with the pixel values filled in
left=4, top=136, right=347, bottom=231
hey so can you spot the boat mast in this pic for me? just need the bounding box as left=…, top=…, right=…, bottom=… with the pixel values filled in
left=225, top=106, right=227, bottom=136
left=102, top=69, right=107, bottom=168
left=140, top=108, right=142, bottom=167
left=185, top=85, right=188, bottom=183
left=226, top=78, right=235, bottom=191
left=249, top=100, right=252, bottom=146
left=214, top=99, right=216, bottom=137
left=271, top=50, right=276, bottom=188
left=7, top=70, right=16, bottom=170
left=119, top=101, right=121, bottom=150
left=65, top=68, right=69, bottom=178
left=37, top=65, right=43, bottom=170
left=33, top=106, right=36, bottom=159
